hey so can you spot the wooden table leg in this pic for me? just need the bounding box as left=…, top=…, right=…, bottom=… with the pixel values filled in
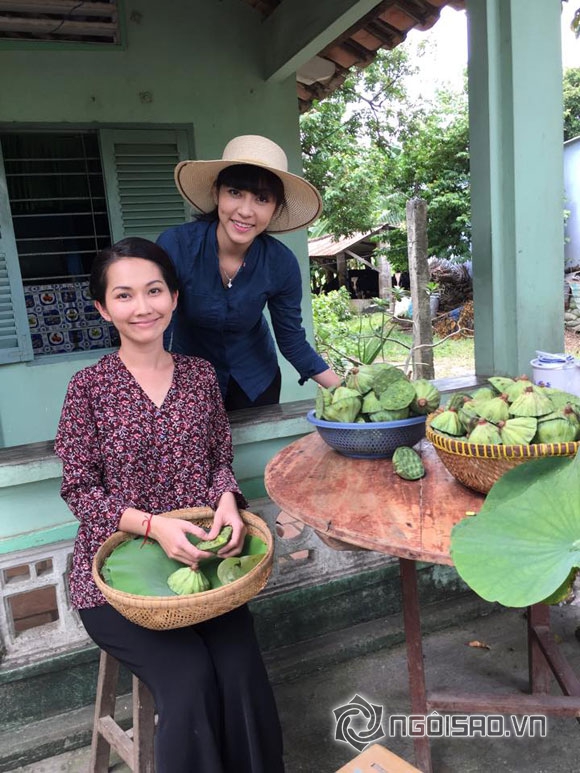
left=399, top=558, right=433, bottom=773
left=528, top=603, right=552, bottom=694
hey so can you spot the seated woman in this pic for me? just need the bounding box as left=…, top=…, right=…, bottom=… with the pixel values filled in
left=54, top=237, right=284, bottom=773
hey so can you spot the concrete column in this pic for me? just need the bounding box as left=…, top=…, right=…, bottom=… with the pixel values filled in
left=467, top=0, right=564, bottom=377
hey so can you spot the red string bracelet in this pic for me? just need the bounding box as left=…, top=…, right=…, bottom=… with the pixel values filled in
left=140, top=514, right=154, bottom=549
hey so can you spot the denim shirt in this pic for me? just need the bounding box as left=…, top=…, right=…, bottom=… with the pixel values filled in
left=157, top=220, right=328, bottom=401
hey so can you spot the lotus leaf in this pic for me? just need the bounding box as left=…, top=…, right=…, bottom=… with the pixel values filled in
left=102, top=534, right=267, bottom=596
left=217, top=554, right=263, bottom=585
left=450, top=453, right=580, bottom=606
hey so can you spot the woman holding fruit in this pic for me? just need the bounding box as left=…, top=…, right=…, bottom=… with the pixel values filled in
left=157, top=134, right=341, bottom=410
left=54, top=237, right=284, bottom=773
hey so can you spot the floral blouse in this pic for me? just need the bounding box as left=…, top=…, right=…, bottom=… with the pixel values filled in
left=54, top=352, right=246, bottom=609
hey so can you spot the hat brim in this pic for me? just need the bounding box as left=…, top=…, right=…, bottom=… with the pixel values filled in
left=174, top=160, right=323, bottom=233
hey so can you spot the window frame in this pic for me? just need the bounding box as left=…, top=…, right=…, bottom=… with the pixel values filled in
left=0, top=122, right=192, bottom=365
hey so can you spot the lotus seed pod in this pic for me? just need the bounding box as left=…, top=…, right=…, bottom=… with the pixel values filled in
left=467, top=419, right=502, bottom=445
left=323, top=386, right=362, bottom=423
left=392, top=446, right=425, bottom=480
left=470, top=386, right=498, bottom=402
left=315, top=386, right=334, bottom=419
left=410, top=379, right=441, bottom=415
left=502, top=375, right=533, bottom=402
left=429, top=408, right=464, bottom=437
left=380, top=379, right=416, bottom=411
left=458, top=399, right=479, bottom=433
left=533, top=417, right=577, bottom=444
left=447, top=392, right=474, bottom=411
left=541, top=568, right=578, bottom=605
left=473, top=394, right=510, bottom=424
left=345, top=365, right=376, bottom=395
left=362, top=391, right=383, bottom=415
left=509, top=386, right=554, bottom=418
left=372, top=365, right=408, bottom=397
left=167, top=566, right=211, bottom=595
left=488, top=376, right=516, bottom=394
left=369, top=408, right=410, bottom=422
left=543, top=388, right=580, bottom=413
left=498, top=417, right=537, bottom=445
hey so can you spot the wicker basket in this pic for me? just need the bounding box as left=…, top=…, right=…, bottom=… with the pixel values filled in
left=93, top=507, right=273, bottom=630
left=426, top=417, right=579, bottom=494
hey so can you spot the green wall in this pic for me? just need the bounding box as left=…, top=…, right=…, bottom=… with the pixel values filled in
left=0, top=0, right=317, bottom=449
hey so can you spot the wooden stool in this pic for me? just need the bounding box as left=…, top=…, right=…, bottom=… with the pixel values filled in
left=90, top=649, right=156, bottom=772
left=334, top=743, right=421, bottom=772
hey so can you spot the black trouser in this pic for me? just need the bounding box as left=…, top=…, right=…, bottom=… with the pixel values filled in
left=80, top=604, right=284, bottom=773
left=224, top=368, right=281, bottom=412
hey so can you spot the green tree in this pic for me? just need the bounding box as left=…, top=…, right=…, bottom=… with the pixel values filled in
left=300, top=48, right=471, bottom=265
left=563, top=67, right=580, bottom=140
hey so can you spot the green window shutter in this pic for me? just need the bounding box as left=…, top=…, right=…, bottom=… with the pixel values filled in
left=100, top=129, right=191, bottom=243
left=0, top=145, right=33, bottom=364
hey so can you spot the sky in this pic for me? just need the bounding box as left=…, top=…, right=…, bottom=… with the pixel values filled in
left=404, top=3, right=580, bottom=97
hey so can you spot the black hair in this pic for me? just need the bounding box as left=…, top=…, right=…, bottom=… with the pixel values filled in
left=196, top=163, right=286, bottom=222
left=89, top=237, right=179, bottom=305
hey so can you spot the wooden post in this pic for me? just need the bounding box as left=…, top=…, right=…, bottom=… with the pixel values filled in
left=377, top=251, right=392, bottom=304
left=407, top=198, right=434, bottom=379
left=336, top=252, right=347, bottom=291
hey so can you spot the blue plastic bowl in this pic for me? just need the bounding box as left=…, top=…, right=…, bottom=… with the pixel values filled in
left=306, top=410, right=427, bottom=459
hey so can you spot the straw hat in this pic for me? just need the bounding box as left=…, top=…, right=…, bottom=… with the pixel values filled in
left=174, top=135, right=323, bottom=233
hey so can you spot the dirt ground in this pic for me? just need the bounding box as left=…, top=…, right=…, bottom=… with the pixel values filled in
left=565, top=328, right=580, bottom=357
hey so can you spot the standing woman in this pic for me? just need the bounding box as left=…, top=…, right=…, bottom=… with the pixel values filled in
left=157, top=134, right=341, bottom=411
left=54, top=237, right=284, bottom=773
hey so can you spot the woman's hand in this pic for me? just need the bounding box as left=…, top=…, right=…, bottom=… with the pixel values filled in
left=149, top=515, right=219, bottom=568
left=204, top=491, right=246, bottom=557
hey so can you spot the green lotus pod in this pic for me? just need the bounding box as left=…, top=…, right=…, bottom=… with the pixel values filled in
left=533, top=417, right=577, bottom=444
left=196, top=526, right=233, bottom=553
left=446, top=392, right=474, bottom=411
left=323, top=386, right=362, bottom=423
left=488, top=376, right=516, bottom=393
left=372, top=365, right=408, bottom=397
left=470, top=387, right=497, bottom=402
left=429, top=408, right=464, bottom=437
left=467, top=419, right=502, bottom=445
left=392, top=446, right=425, bottom=480
left=544, top=389, right=580, bottom=413
left=167, top=566, right=211, bottom=595
left=379, top=379, right=416, bottom=411
left=501, top=375, right=534, bottom=402
left=497, top=417, right=537, bottom=445
left=344, top=365, right=376, bottom=395
left=217, top=554, right=263, bottom=585
left=458, top=399, right=479, bottom=433
left=315, top=386, right=334, bottom=419
left=473, top=394, right=510, bottom=424
left=369, top=407, right=409, bottom=422
left=361, top=391, right=383, bottom=415
left=410, top=379, right=441, bottom=415
left=560, top=404, right=580, bottom=436
left=508, top=386, right=554, bottom=418
left=541, top=568, right=578, bottom=605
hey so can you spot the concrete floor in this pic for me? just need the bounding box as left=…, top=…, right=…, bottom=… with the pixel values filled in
left=5, top=601, right=580, bottom=773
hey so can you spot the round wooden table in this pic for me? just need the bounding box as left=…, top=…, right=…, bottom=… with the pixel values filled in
left=265, top=432, right=483, bottom=564
left=265, top=432, right=580, bottom=773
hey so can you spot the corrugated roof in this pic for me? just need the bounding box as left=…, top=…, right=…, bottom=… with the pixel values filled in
left=308, top=227, right=388, bottom=257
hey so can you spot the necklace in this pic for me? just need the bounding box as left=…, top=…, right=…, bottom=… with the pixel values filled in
left=220, top=262, right=244, bottom=289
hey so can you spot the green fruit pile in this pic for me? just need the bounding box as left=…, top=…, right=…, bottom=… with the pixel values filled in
left=316, top=363, right=441, bottom=424
left=429, top=375, right=580, bottom=445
